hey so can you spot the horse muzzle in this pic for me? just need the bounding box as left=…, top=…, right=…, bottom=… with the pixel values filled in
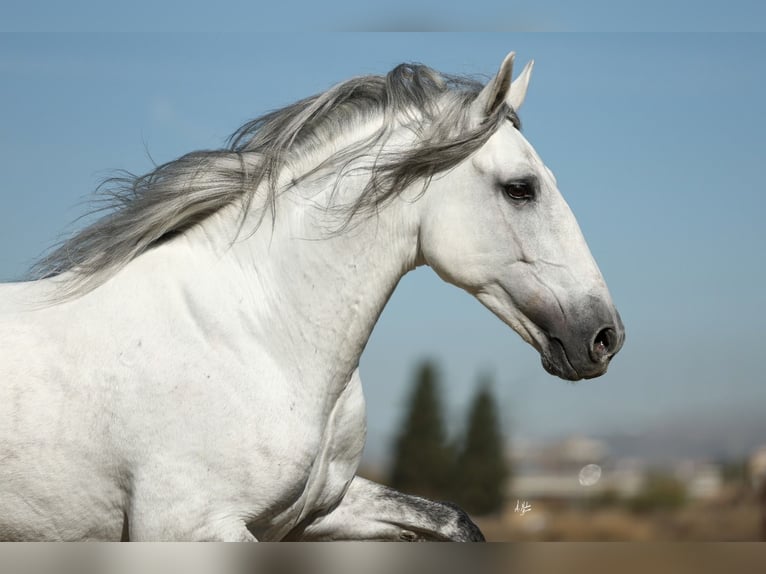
left=540, top=310, right=625, bottom=381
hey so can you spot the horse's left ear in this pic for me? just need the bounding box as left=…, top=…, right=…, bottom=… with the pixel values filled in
left=472, top=52, right=535, bottom=119
left=508, top=59, right=534, bottom=112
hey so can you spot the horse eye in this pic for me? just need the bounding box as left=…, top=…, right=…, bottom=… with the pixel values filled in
left=502, top=178, right=536, bottom=201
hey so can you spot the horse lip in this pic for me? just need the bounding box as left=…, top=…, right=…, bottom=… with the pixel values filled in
left=519, top=316, right=582, bottom=381
left=542, top=337, right=581, bottom=381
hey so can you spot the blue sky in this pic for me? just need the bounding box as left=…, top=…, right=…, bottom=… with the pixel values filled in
left=2, top=2, right=765, bottom=31
left=1, top=34, right=765, bottom=464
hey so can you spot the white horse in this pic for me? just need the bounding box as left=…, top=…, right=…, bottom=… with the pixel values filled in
left=0, top=52, right=623, bottom=541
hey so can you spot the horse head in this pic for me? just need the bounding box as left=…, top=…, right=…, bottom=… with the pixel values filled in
left=420, top=53, right=624, bottom=380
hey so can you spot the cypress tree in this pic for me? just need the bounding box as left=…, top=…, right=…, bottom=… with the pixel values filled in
left=452, top=378, right=509, bottom=515
left=389, top=360, right=453, bottom=500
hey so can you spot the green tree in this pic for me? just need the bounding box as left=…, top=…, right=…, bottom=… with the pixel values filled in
left=628, top=472, right=686, bottom=513
left=452, top=378, right=509, bottom=515
left=389, top=360, right=453, bottom=500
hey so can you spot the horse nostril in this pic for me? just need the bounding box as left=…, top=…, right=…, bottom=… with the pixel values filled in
left=591, top=327, right=615, bottom=362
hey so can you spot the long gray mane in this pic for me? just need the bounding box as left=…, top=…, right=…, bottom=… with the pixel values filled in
left=32, top=63, right=519, bottom=296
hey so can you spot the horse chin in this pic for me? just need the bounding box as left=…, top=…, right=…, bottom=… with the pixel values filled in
left=540, top=338, right=582, bottom=382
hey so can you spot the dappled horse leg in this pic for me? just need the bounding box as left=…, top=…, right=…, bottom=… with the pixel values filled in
left=288, top=476, right=484, bottom=541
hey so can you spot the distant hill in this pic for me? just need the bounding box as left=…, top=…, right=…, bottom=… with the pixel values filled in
left=593, top=406, right=766, bottom=464
left=363, top=403, right=766, bottom=471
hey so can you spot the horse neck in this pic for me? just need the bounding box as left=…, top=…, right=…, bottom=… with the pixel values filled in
left=181, top=157, right=423, bottom=385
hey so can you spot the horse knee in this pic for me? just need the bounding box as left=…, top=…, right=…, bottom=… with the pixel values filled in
left=438, top=502, right=485, bottom=542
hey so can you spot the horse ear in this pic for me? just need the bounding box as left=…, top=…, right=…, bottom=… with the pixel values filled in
left=507, top=59, right=534, bottom=112
left=472, top=52, right=515, bottom=118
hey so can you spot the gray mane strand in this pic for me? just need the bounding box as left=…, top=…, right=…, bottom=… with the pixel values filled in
left=32, top=63, right=519, bottom=296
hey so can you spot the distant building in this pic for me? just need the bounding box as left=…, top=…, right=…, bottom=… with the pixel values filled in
left=509, top=436, right=646, bottom=501
left=750, top=445, right=766, bottom=541
left=607, top=458, right=646, bottom=498
left=673, top=460, right=723, bottom=500
left=510, top=435, right=747, bottom=503
left=750, top=445, right=766, bottom=490
left=539, top=436, right=609, bottom=470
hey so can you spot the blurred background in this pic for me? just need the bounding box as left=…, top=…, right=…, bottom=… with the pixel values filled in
left=360, top=359, right=765, bottom=540
left=1, top=33, right=764, bottom=540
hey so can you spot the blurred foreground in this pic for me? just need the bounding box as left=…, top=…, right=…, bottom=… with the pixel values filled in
left=2, top=542, right=765, bottom=574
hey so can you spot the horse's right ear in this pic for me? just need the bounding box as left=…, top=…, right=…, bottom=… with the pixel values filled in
left=471, top=52, right=515, bottom=119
